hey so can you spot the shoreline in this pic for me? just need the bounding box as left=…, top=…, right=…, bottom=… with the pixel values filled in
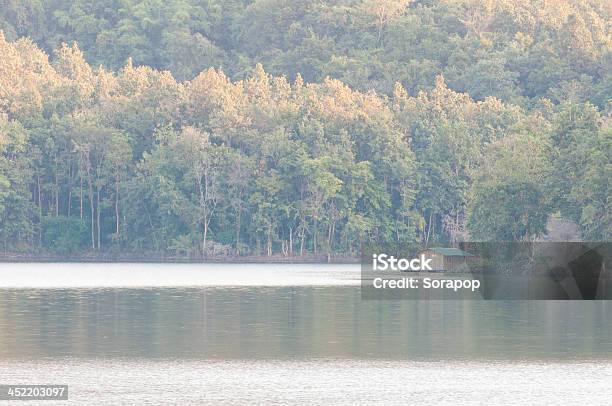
left=0, top=253, right=361, bottom=264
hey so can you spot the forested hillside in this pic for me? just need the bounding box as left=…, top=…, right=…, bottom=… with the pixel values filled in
left=2, top=0, right=610, bottom=106
left=0, top=0, right=610, bottom=257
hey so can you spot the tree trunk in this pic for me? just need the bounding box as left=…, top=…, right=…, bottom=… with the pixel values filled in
left=281, top=240, right=288, bottom=256
left=79, top=175, right=83, bottom=219
left=86, top=162, right=95, bottom=251
left=54, top=174, right=59, bottom=216
left=203, top=220, right=208, bottom=257
left=300, top=233, right=305, bottom=256
left=425, top=211, right=433, bottom=247
left=67, top=163, right=72, bottom=217
left=198, top=175, right=208, bottom=257
left=202, top=221, right=208, bottom=255
left=313, top=218, right=318, bottom=255
left=235, top=208, right=241, bottom=255
left=37, top=175, right=42, bottom=247
left=266, top=221, right=272, bottom=256
left=298, top=221, right=306, bottom=256
left=115, top=174, right=120, bottom=237
left=96, top=185, right=101, bottom=251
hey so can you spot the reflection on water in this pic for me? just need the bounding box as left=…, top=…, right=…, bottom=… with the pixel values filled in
left=1, top=264, right=611, bottom=404
left=0, top=286, right=611, bottom=360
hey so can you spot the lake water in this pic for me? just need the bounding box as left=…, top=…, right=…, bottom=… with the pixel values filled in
left=0, top=263, right=611, bottom=404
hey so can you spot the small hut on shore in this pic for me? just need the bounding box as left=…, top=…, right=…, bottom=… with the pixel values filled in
left=419, top=247, right=475, bottom=272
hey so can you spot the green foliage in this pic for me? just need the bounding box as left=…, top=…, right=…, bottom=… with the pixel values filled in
left=0, top=117, right=33, bottom=251
left=548, top=102, right=604, bottom=223
left=0, top=0, right=608, bottom=109
left=468, top=131, right=553, bottom=241
left=41, top=216, right=88, bottom=254
left=468, top=182, right=549, bottom=241
left=0, top=1, right=609, bottom=256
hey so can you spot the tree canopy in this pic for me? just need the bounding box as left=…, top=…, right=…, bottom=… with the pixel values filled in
left=0, top=0, right=609, bottom=257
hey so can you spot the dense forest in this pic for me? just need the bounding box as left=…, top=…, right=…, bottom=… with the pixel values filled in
left=0, top=0, right=610, bottom=258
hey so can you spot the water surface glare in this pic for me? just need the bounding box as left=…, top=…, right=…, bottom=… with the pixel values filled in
left=0, top=263, right=360, bottom=288
left=1, top=359, right=611, bottom=405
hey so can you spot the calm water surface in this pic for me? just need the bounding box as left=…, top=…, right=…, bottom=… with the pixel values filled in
left=0, top=263, right=611, bottom=404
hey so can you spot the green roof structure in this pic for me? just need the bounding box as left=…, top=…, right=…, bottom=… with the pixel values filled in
left=425, top=247, right=474, bottom=257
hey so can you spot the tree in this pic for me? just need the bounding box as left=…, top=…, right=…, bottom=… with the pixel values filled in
left=222, top=150, right=254, bottom=254
left=72, top=124, right=131, bottom=250
left=0, top=116, right=33, bottom=251
left=529, top=100, right=611, bottom=241
left=468, top=132, right=551, bottom=241
left=176, top=126, right=226, bottom=254
left=566, top=126, right=611, bottom=240
left=0, top=14, right=610, bottom=258
left=359, top=0, right=412, bottom=45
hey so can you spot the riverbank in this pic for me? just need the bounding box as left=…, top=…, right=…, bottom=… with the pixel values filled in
left=0, top=252, right=360, bottom=264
